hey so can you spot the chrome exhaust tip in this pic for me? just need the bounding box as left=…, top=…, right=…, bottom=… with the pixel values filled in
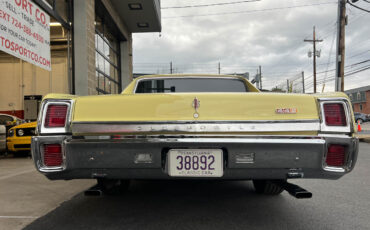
left=84, top=185, right=103, bottom=196
left=277, top=181, right=312, bottom=199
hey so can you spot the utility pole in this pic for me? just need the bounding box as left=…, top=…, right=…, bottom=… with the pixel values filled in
left=335, top=0, right=346, bottom=92
left=170, top=62, right=173, bottom=74
left=218, top=62, right=221, bottom=74
left=259, top=65, right=262, bottom=90
left=304, top=26, right=323, bottom=93
left=302, top=71, right=305, bottom=93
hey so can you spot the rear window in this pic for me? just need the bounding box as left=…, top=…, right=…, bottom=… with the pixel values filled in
left=135, top=78, right=248, bottom=93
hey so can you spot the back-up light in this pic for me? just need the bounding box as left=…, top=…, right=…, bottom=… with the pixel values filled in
left=323, top=103, right=347, bottom=126
left=43, top=144, right=63, bottom=167
left=326, top=144, right=345, bottom=167
left=45, top=105, right=68, bottom=127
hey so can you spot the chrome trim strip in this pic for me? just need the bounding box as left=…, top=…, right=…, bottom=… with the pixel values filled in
left=323, top=166, right=345, bottom=173
left=164, top=138, right=326, bottom=144
left=72, top=119, right=320, bottom=124
left=70, top=135, right=327, bottom=144
left=71, top=121, right=321, bottom=134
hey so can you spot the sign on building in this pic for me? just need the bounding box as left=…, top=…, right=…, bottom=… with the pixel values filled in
left=0, top=0, right=51, bottom=71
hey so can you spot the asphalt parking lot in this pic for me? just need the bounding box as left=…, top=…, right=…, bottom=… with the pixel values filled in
left=0, top=143, right=369, bottom=230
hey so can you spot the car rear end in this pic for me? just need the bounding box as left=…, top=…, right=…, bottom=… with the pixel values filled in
left=31, top=92, right=358, bottom=181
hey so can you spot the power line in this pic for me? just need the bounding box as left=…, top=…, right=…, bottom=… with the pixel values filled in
left=305, top=65, right=370, bottom=89
left=163, top=2, right=337, bottom=19
left=161, top=0, right=260, bottom=9
left=347, top=1, right=370, bottom=13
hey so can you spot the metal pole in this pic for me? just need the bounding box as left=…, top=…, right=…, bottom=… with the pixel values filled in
left=313, top=26, right=317, bottom=93
left=170, top=62, right=173, bottom=74
left=304, top=27, right=323, bottom=94
left=218, top=62, right=221, bottom=74
left=335, top=0, right=346, bottom=92
left=302, top=71, right=305, bottom=93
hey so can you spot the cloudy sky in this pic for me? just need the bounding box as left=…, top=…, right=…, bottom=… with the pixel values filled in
left=133, top=0, right=370, bottom=92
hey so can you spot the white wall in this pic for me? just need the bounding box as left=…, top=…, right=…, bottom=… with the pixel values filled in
left=0, top=51, right=69, bottom=113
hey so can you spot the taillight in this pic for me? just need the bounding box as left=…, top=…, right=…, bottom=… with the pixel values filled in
left=45, top=105, right=68, bottom=127
left=43, top=144, right=63, bottom=167
left=323, top=103, right=346, bottom=126
left=326, top=144, right=345, bottom=167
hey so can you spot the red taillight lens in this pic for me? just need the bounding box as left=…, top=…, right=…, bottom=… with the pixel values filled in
left=326, top=144, right=345, bottom=167
left=323, top=103, right=347, bottom=126
left=43, top=144, right=63, bottom=167
left=45, top=105, right=68, bottom=127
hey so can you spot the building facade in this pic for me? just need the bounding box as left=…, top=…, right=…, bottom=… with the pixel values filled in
left=0, top=0, right=161, bottom=120
left=345, top=85, right=370, bottom=114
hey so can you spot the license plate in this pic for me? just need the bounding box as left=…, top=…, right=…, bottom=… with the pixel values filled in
left=168, top=149, right=223, bottom=177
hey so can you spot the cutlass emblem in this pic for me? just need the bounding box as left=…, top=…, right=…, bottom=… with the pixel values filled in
left=192, top=97, right=200, bottom=118
left=275, top=108, right=297, bottom=114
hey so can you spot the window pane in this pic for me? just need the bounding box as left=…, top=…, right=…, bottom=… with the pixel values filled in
left=104, top=60, right=110, bottom=75
left=95, top=71, right=99, bottom=88
left=110, top=48, right=116, bottom=65
left=103, top=41, right=109, bottom=58
left=99, top=73, right=105, bottom=91
left=114, top=68, right=119, bottom=82
left=97, top=53, right=103, bottom=70
left=136, top=78, right=248, bottom=93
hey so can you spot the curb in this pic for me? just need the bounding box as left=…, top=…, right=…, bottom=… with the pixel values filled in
left=357, top=133, right=370, bottom=143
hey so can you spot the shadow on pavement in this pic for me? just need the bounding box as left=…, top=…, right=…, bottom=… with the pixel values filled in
left=23, top=180, right=319, bottom=230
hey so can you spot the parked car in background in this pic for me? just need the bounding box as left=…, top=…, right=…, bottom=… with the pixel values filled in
left=0, top=125, right=6, bottom=154
left=0, top=114, right=24, bottom=134
left=354, top=112, right=368, bottom=124
left=7, top=122, right=37, bottom=156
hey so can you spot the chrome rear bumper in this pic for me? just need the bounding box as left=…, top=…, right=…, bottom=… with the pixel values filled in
left=31, top=135, right=358, bottom=180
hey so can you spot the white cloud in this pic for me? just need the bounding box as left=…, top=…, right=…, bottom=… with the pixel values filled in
left=133, top=0, right=370, bottom=92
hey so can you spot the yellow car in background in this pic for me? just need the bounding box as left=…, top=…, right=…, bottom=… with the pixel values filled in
left=7, top=121, right=37, bottom=155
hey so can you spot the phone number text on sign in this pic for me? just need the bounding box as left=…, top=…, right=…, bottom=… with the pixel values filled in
left=0, top=0, right=51, bottom=71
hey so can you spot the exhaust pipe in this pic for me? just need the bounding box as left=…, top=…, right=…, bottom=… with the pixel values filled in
left=277, top=181, right=312, bottom=199
left=84, top=185, right=103, bottom=196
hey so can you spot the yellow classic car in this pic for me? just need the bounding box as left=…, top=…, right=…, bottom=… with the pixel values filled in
left=31, top=74, right=358, bottom=198
left=7, top=122, right=37, bottom=154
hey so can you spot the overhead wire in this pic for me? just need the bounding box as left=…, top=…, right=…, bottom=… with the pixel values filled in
left=161, top=0, right=261, bottom=9
left=163, top=2, right=337, bottom=19
left=347, top=1, right=370, bottom=13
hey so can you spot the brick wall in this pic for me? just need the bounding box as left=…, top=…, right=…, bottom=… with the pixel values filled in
left=353, top=90, right=370, bottom=114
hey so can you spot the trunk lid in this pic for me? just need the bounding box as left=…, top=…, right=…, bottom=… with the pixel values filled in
left=72, top=93, right=319, bottom=122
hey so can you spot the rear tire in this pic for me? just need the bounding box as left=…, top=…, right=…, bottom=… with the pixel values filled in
left=252, top=180, right=284, bottom=195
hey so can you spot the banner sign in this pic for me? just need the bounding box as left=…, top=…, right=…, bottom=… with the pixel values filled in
left=0, top=0, right=51, bottom=71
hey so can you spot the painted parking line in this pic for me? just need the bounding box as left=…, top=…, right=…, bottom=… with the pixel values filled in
left=0, top=169, right=35, bottom=181
left=0, top=216, right=38, bottom=219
